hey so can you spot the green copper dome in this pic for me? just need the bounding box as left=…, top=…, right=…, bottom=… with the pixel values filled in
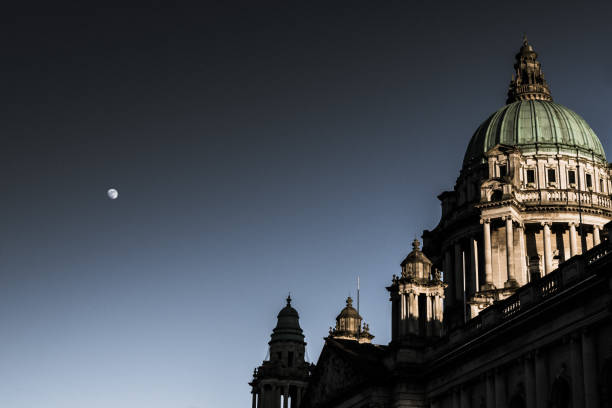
left=463, top=100, right=606, bottom=167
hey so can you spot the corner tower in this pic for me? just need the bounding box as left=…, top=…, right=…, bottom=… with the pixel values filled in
left=250, top=296, right=311, bottom=408
left=387, top=239, right=446, bottom=341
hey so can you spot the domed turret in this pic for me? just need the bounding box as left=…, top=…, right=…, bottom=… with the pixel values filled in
left=328, top=296, right=374, bottom=343
left=270, top=295, right=305, bottom=344
left=251, top=296, right=311, bottom=408
left=388, top=239, right=445, bottom=340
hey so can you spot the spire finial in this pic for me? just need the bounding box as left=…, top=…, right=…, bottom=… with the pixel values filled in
left=506, top=36, right=552, bottom=104
left=286, top=293, right=292, bottom=305
left=346, top=296, right=353, bottom=307
left=412, top=238, right=420, bottom=251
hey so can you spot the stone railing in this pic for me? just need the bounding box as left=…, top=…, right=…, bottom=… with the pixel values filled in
left=461, top=239, right=612, bottom=337
left=514, top=189, right=612, bottom=210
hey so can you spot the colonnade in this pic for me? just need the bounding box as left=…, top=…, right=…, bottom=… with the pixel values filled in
left=253, top=383, right=305, bottom=408
left=443, top=219, right=604, bottom=304
left=432, top=329, right=600, bottom=407
left=398, top=290, right=443, bottom=336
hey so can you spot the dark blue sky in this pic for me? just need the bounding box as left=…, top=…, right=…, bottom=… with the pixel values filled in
left=2, top=2, right=611, bottom=407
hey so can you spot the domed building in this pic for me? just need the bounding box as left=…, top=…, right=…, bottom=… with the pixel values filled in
left=423, top=37, right=611, bottom=327
left=251, top=39, right=612, bottom=408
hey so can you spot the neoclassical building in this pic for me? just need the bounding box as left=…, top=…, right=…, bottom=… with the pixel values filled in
left=422, top=38, right=610, bottom=329
left=250, top=39, right=612, bottom=408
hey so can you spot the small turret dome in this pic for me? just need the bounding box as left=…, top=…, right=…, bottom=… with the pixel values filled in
left=337, top=297, right=361, bottom=319
left=269, top=296, right=305, bottom=344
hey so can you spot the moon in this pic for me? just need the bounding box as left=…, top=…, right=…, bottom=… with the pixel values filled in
left=107, top=188, right=119, bottom=200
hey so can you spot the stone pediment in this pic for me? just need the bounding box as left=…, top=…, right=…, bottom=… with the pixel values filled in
left=300, top=339, right=388, bottom=408
left=484, top=143, right=519, bottom=158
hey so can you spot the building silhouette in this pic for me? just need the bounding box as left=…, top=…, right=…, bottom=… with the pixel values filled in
left=251, top=39, right=612, bottom=408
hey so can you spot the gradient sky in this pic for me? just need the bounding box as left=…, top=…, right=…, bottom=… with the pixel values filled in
left=2, top=2, right=612, bottom=408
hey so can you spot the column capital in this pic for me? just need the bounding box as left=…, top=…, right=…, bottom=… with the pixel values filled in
left=568, top=221, right=578, bottom=227
left=503, top=215, right=513, bottom=222
left=480, top=218, right=491, bottom=224
left=541, top=221, right=552, bottom=227
left=593, top=224, right=602, bottom=231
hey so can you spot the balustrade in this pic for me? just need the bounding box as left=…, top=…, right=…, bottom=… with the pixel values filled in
left=514, top=189, right=611, bottom=209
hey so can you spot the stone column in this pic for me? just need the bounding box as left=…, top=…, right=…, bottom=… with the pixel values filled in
left=582, top=329, right=599, bottom=408
left=432, top=294, right=440, bottom=335
left=518, top=223, right=527, bottom=284
left=261, top=387, right=266, bottom=408
left=283, top=386, right=289, bottom=408
left=409, top=292, right=419, bottom=334
left=593, top=225, right=601, bottom=246
left=570, top=335, right=585, bottom=408
left=296, top=387, right=302, bottom=408
left=523, top=354, right=535, bottom=408
left=486, top=372, right=495, bottom=408
left=444, top=249, right=455, bottom=306
left=452, top=387, right=460, bottom=408
left=494, top=369, right=506, bottom=408
left=252, top=391, right=257, bottom=408
left=542, top=222, right=553, bottom=274
left=426, top=295, right=433, bottom=336
left=482, top=219, right=494, bottom=289
left=470, top=237, right=479, bottom=293
left=454, top=242, right=463, bottom=302
left=505, top=216, right=517, bottom=287
left=534, top=349, right=548, bottom=408
left=569, top=222, right=578, bottom=257
left=275, top=385, right=281, bottom=408
left=400, top=292, right=407, bottom=336
left=460, top=386, right=469, bottom=408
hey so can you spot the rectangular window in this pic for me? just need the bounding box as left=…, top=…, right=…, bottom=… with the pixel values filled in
left=288, top=351, right=294, bottom=367
left=586, top=174, right=593, bottom=188
left=547, top=168, right=556, bottom=183
left=568, top=170, right=576, bottom=185
left=499, top=165, right=507, bottom=178
left=600, top=179, right=605, bottom=192
left=526, top=169, right=535, bottom=184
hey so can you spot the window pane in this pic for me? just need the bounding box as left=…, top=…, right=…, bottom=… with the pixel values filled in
left=547, top=169, right=556, bottom=183
left=526, top=169, right=535, bottom=183
left=586, top=174, right=592, bottom=188
left=568, top=170, right=576, bottom=185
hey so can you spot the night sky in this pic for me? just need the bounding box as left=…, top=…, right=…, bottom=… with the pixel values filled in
left=2, top=2, right=612, bottom=407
